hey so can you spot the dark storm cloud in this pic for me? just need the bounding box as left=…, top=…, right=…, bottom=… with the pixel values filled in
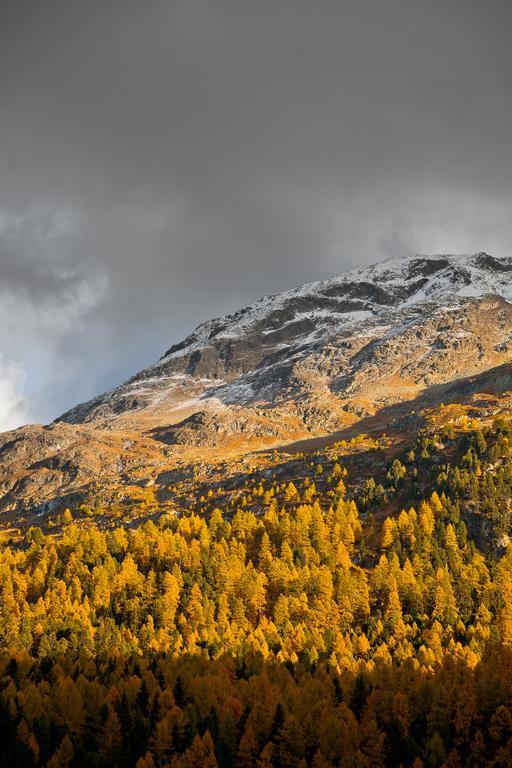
left=0, top=0, right=511, bottom=424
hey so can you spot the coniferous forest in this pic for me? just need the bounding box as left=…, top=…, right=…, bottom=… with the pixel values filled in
left=2, top=417, right=512, bottom=766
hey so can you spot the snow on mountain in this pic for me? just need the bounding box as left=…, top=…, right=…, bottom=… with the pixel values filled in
left=153, top=252, right=512, bottom=366
left=59, top=252, right=512, bottom=424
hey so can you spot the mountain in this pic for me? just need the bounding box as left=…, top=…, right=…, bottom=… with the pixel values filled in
left=58, top=251, right=512, bottom=434
left=1, top=251, right=512, bottom=525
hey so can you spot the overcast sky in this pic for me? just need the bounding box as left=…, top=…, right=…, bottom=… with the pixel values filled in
left=0, top=0, right=511, bottom=428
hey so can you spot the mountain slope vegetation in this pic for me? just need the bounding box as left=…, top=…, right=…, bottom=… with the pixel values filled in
left=1, top=409, right=512, bottom=765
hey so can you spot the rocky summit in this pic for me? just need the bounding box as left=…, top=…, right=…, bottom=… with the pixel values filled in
left=59, top=252, right=512, bottom=430
left=1, top=251, right=512, bottom=523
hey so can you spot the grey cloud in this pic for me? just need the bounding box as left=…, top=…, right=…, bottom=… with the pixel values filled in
left=0, top=0, right=511, bottom=422
left=0, top=209, right=91, bottom=302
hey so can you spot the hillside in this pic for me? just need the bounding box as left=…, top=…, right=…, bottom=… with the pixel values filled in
left=3, top=387, right=512, bottom=765
left=0, top=252, right=512, bottom=526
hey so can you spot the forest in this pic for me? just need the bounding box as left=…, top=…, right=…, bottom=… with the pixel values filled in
left=2, top=415, right=512, bottom=766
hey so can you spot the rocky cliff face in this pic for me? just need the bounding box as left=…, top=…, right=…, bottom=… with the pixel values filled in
left=1, top=252, right=512, bottom=522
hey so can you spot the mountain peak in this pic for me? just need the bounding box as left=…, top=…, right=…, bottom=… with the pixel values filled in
left=58, top=252, right=512, bottom=427
left=152, top=252, right=512, bottom=369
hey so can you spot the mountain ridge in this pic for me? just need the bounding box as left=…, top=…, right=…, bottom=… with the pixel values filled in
left=58, top=251, right=512, bottom=425
left=1, top=251, right=512, bottom=525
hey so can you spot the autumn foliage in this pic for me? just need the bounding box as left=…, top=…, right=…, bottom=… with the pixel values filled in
left=2, top=417, right=512, bottom=765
